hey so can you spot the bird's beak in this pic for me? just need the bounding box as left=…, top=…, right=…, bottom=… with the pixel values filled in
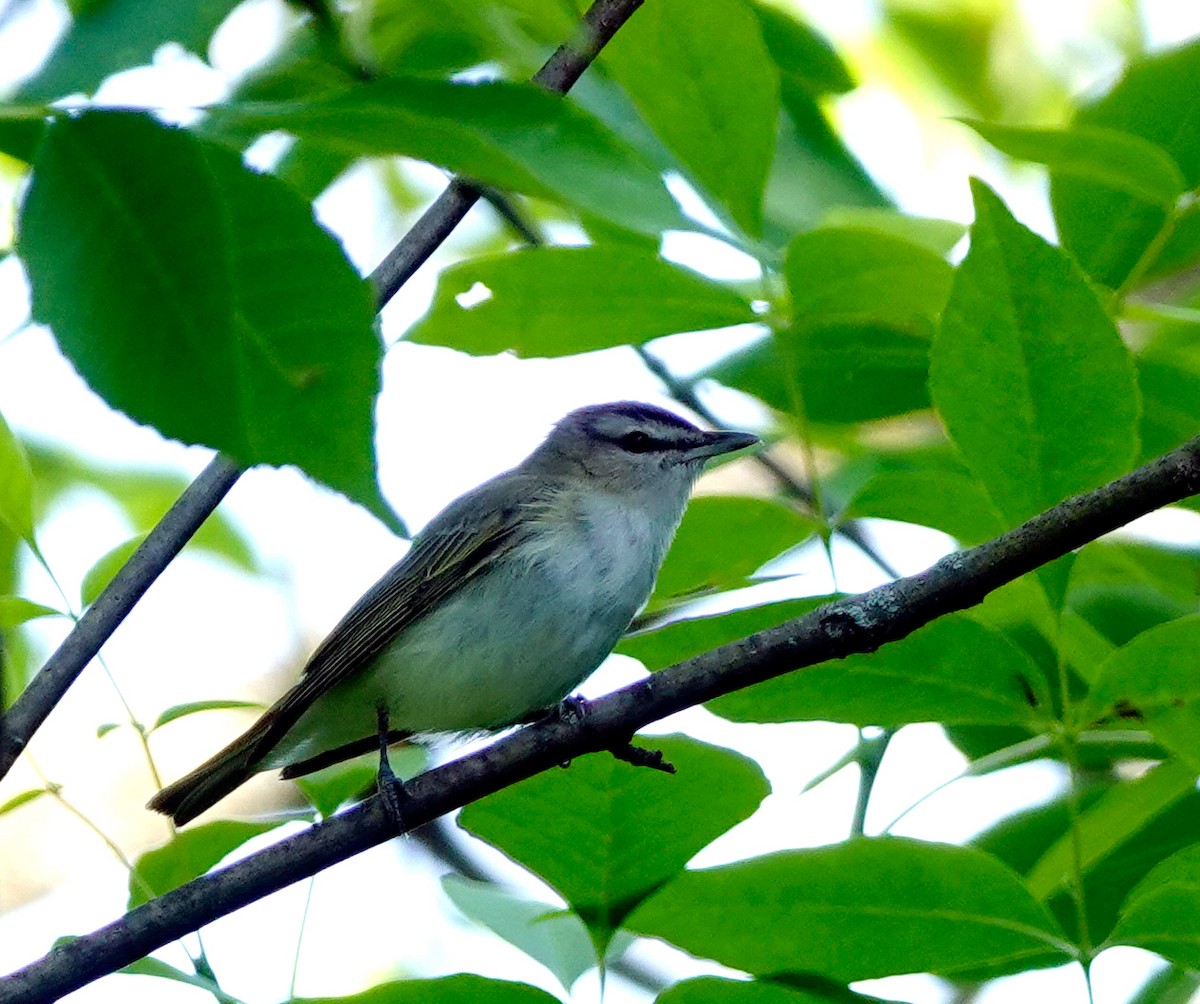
left=684, top=430, right=760, bottom=462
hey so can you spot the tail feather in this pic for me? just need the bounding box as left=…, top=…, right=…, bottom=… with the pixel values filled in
left=147, top=714, right=283, bottom=826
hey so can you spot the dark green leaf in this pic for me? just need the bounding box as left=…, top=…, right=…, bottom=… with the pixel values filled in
left=0, top=409, right=35, bottom=544
left=628, top=839, right=1072, bottom=981
left=843, top=469, right=1005, bottom=545
left=150, top=700, right=265, bottom=732
left=1110, top=842, right=1200, bottom=966
left=296, top=974, right=561, bottom=1004
left=602, top=0, right=780, bottom=235
left=0, top=596, right=63, bottom=628
left=708, top=614, right=1051, bottom=727
left=1051, top=40, right=1200, bottom=288
left=442, top=876, right=596, bottom=991
left=963, top=120, right=1186, bottom=206
left=930, top=180, right=1139, bottom=526
left=80, top=535, right=146, bottom=608
left=750, top=3, right=853, bottom=97
left=786, top=227, right=952, bottom=324
left=657, top=976, right=867, bottom=1004
left=128, top=820, right=285, bottom=908
left=459, top=735, right=769, bottom=950
left=651, top=497, right=814, bottom=605
left=18, top=0, right=242, bottom=100
left=207, top=80, right=685, bottom=237
left=405, top=246, right=756, bottom=357
left=704, top=323, right=932, bottom=424
left=19, top=112, right=393, bottom=529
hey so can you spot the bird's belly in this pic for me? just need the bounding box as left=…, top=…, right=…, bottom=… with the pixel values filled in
left=266, top=546, right=647, bottom=767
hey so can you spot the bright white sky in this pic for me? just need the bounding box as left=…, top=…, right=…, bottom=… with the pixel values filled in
left=2, top=1, right=1200, bottom=1003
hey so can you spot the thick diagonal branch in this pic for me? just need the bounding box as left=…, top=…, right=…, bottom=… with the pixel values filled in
left=7, top=434, right=1200, bottom=1004
left=0, top=0, right=646, bottom=784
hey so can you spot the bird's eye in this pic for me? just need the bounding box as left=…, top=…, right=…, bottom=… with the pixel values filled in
left=618, top=430, right=654, bottom=453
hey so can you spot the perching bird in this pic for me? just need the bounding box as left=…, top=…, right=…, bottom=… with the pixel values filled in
left=149, top=402, right=757, bottom=824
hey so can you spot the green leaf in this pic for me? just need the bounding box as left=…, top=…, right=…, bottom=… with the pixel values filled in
left=0, top=596, right=63, bottom=628
left=27, top=444, right=260, bottom=574
left=0, top=409, right=35, bottom=544
left=962, top=120, right=1186, bottom=206
left=296, top=974, right=561, bottom=1004
left=80, top=534, right=146, bottom=608
left=602, top=0, right=780, bottom=235
left=405, top=246, right=756, bottom=357
left=17, top=0, right=242, bottom=101
left=96, top=723, right=121, bottom=739
left=1080, top=616, right=1200, bottom=767
left=1051, top=39, right=1200, bottom=288
left=619, top=597, right=828, bottom=672
left=930, top=180, right=1140, bottom=526
left=762, top=90, right=888, bottom=243
left=628, top=838, right=1072, bottom=981
left=704, top=322, right=932, bottom=424
left=19, top=111, right=393, bottom=529
left=0, top=788, right=47, bottom=816
left=1026, top=759, right=1197, bottom=902
left=786, top=227, right=953, bottom=324
left=458, top=735, right=768, bottom=951
left=651, top=497, right=814, bottom=605
left=1138, top=353, right=1200, bottom=464
left=1110, top=842, right=1200, bottom=967
left=117, top=956, right=238, bottom=1001
left=442, top=876, right=597, bottom=991
left=707, top=614, right=1051, bottom=728
left=843, top=468, right=1005, bottom=546
left=128, top=820, right=285, bottom=909
left=150, top=700, right=264, bottom=732
left=295, top=746, right=425, bottom=819
left=819, top=208, right=966, bottom=256
left=750, top=3, right=853, bottom=97
left=207, top=80, right=686, bottom=237
left=657, top=976, right=865, bottom=1004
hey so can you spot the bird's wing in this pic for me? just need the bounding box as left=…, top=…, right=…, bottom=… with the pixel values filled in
left=246, top=474, right=552, bottom=759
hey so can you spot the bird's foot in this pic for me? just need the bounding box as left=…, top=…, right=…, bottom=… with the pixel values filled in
left=375, top=708, right=411, bottom=831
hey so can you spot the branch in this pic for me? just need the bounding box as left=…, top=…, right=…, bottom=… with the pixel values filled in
left=0, top=456, right=243, bottom=778
left=8, top=435, right=1200, bottom=1003
left=0, top=0, right=646, bottom=785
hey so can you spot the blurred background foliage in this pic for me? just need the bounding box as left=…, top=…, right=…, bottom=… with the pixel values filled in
left=2, top=0, right=1200, bottom=1002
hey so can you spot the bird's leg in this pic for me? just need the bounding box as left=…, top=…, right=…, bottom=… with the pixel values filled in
left=375, top=707, right=410, bottom=831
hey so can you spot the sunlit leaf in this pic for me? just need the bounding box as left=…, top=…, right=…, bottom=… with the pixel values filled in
left=0, top=409, right=35, bottom=544
left=80, top=535, right=146, bottom=608
left=150, top=700, right=265, bottom=732
left=405, top=246, right=757, bottom=356
left=0, top=596, right=63, bottom=628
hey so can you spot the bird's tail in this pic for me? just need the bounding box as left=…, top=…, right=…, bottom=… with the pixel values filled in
left=147, top=713, right=282, bottom=826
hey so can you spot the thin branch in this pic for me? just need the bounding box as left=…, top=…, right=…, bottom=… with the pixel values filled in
left=8, top=434, right=1200, bottom=1003
left=0, top=0, right=647, bottom=787
left=0, top=455, right=243, bottom=779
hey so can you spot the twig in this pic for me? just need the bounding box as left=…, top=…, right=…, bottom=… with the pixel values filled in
left=0, top=456, right=243, bottom=779
left=8, top=434, right=1200, bottom=1002
left=0, top=0, right=648, bottom=787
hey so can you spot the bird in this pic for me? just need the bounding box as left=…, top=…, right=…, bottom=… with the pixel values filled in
left=148, top=401, right=758, bottom=825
